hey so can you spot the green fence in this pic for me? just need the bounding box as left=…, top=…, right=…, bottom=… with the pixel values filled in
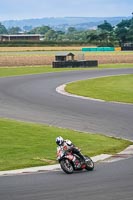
left=82, top=47, right=115, bottom=52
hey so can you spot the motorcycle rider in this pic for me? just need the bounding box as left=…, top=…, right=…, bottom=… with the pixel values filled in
left=56, top=136, right=86, bottom=163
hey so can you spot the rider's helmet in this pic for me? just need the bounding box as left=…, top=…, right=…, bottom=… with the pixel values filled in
left=56, top=136, right=64, bottom=146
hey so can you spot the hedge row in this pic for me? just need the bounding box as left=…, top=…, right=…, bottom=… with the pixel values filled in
left=0, top=40, right=89, bottom=47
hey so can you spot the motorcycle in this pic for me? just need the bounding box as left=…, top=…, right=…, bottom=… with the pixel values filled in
left=57, top=148, right=94, bottom=174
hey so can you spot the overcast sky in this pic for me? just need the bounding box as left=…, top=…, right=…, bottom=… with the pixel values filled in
left=0, top=0, right=133, bottom=21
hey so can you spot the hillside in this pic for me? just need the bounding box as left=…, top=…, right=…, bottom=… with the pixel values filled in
left=2, top=16, right=130, bottom=31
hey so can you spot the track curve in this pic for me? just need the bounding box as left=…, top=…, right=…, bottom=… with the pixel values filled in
left=0, top=68, right=133, bottom=139
left=0, top=68, right=133, bottom=200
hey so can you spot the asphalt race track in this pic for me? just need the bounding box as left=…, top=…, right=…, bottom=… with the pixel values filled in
left=0, top=68, right=133, bottom=200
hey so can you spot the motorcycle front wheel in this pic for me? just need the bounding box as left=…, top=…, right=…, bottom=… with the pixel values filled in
left=60, top=159, right=74, bottom=174
left=85, top=156, right=94, bottom=171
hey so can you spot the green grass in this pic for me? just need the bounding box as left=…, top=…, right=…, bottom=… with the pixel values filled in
left=0, top=66, right=57, bottom=77
left=99, top=63, right=133, bottom=68
left=66, top=74, right=133, bottom=103
left=0, top=118, right=132, bottom=171
left=0, top=63, right=133, bottom=77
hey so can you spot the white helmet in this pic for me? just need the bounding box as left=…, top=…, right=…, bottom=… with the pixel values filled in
left=56, top=136, right=64, bottom=146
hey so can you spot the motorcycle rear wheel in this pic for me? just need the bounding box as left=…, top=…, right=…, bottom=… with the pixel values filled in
left=60, top=159, right=74, bottom=174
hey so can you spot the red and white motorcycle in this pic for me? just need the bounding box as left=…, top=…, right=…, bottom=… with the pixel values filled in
left=57, top=148, right=94, bottom=174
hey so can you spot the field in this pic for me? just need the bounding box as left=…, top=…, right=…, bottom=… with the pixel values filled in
left=0, top=47, right=133, bottom=67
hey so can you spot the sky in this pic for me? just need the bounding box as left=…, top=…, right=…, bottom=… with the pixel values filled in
left=0, top=0, right=133, bottom=21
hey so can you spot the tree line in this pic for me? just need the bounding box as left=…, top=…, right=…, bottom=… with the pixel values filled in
left=0, top=18, right=133, bottom=47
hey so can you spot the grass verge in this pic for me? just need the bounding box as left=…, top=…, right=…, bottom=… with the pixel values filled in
left=66, top=74, right=133, bottom=103
left=0, top=63, right=133, bottom=77
left=0, top=118, right=132, bottom=171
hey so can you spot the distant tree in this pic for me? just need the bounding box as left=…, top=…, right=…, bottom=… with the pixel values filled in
left=115, top=19, right=132, bottom=44
left=29, top=26, right=51, bottom=34
left=67, top=27, right=77, bottom=33
left=127, top=23, right=133, bottom=42
left=116, top=19, right=131, bottom=29
left=56, top=31, right=65, bottom=40
left=8, top=26, right=22, bottom=34
left=0, top=22, right=8, bottom=34
left=23, top=26, right=32, bottom=32
left=87, top=29, right=116, bottom=46
left=87, top=31, right=100, bottom=44
left=45, top=29, right=57, bottom=40
left=56, top=30, right=65, bottom=35
left=98, top=20, right=113, bottom=32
